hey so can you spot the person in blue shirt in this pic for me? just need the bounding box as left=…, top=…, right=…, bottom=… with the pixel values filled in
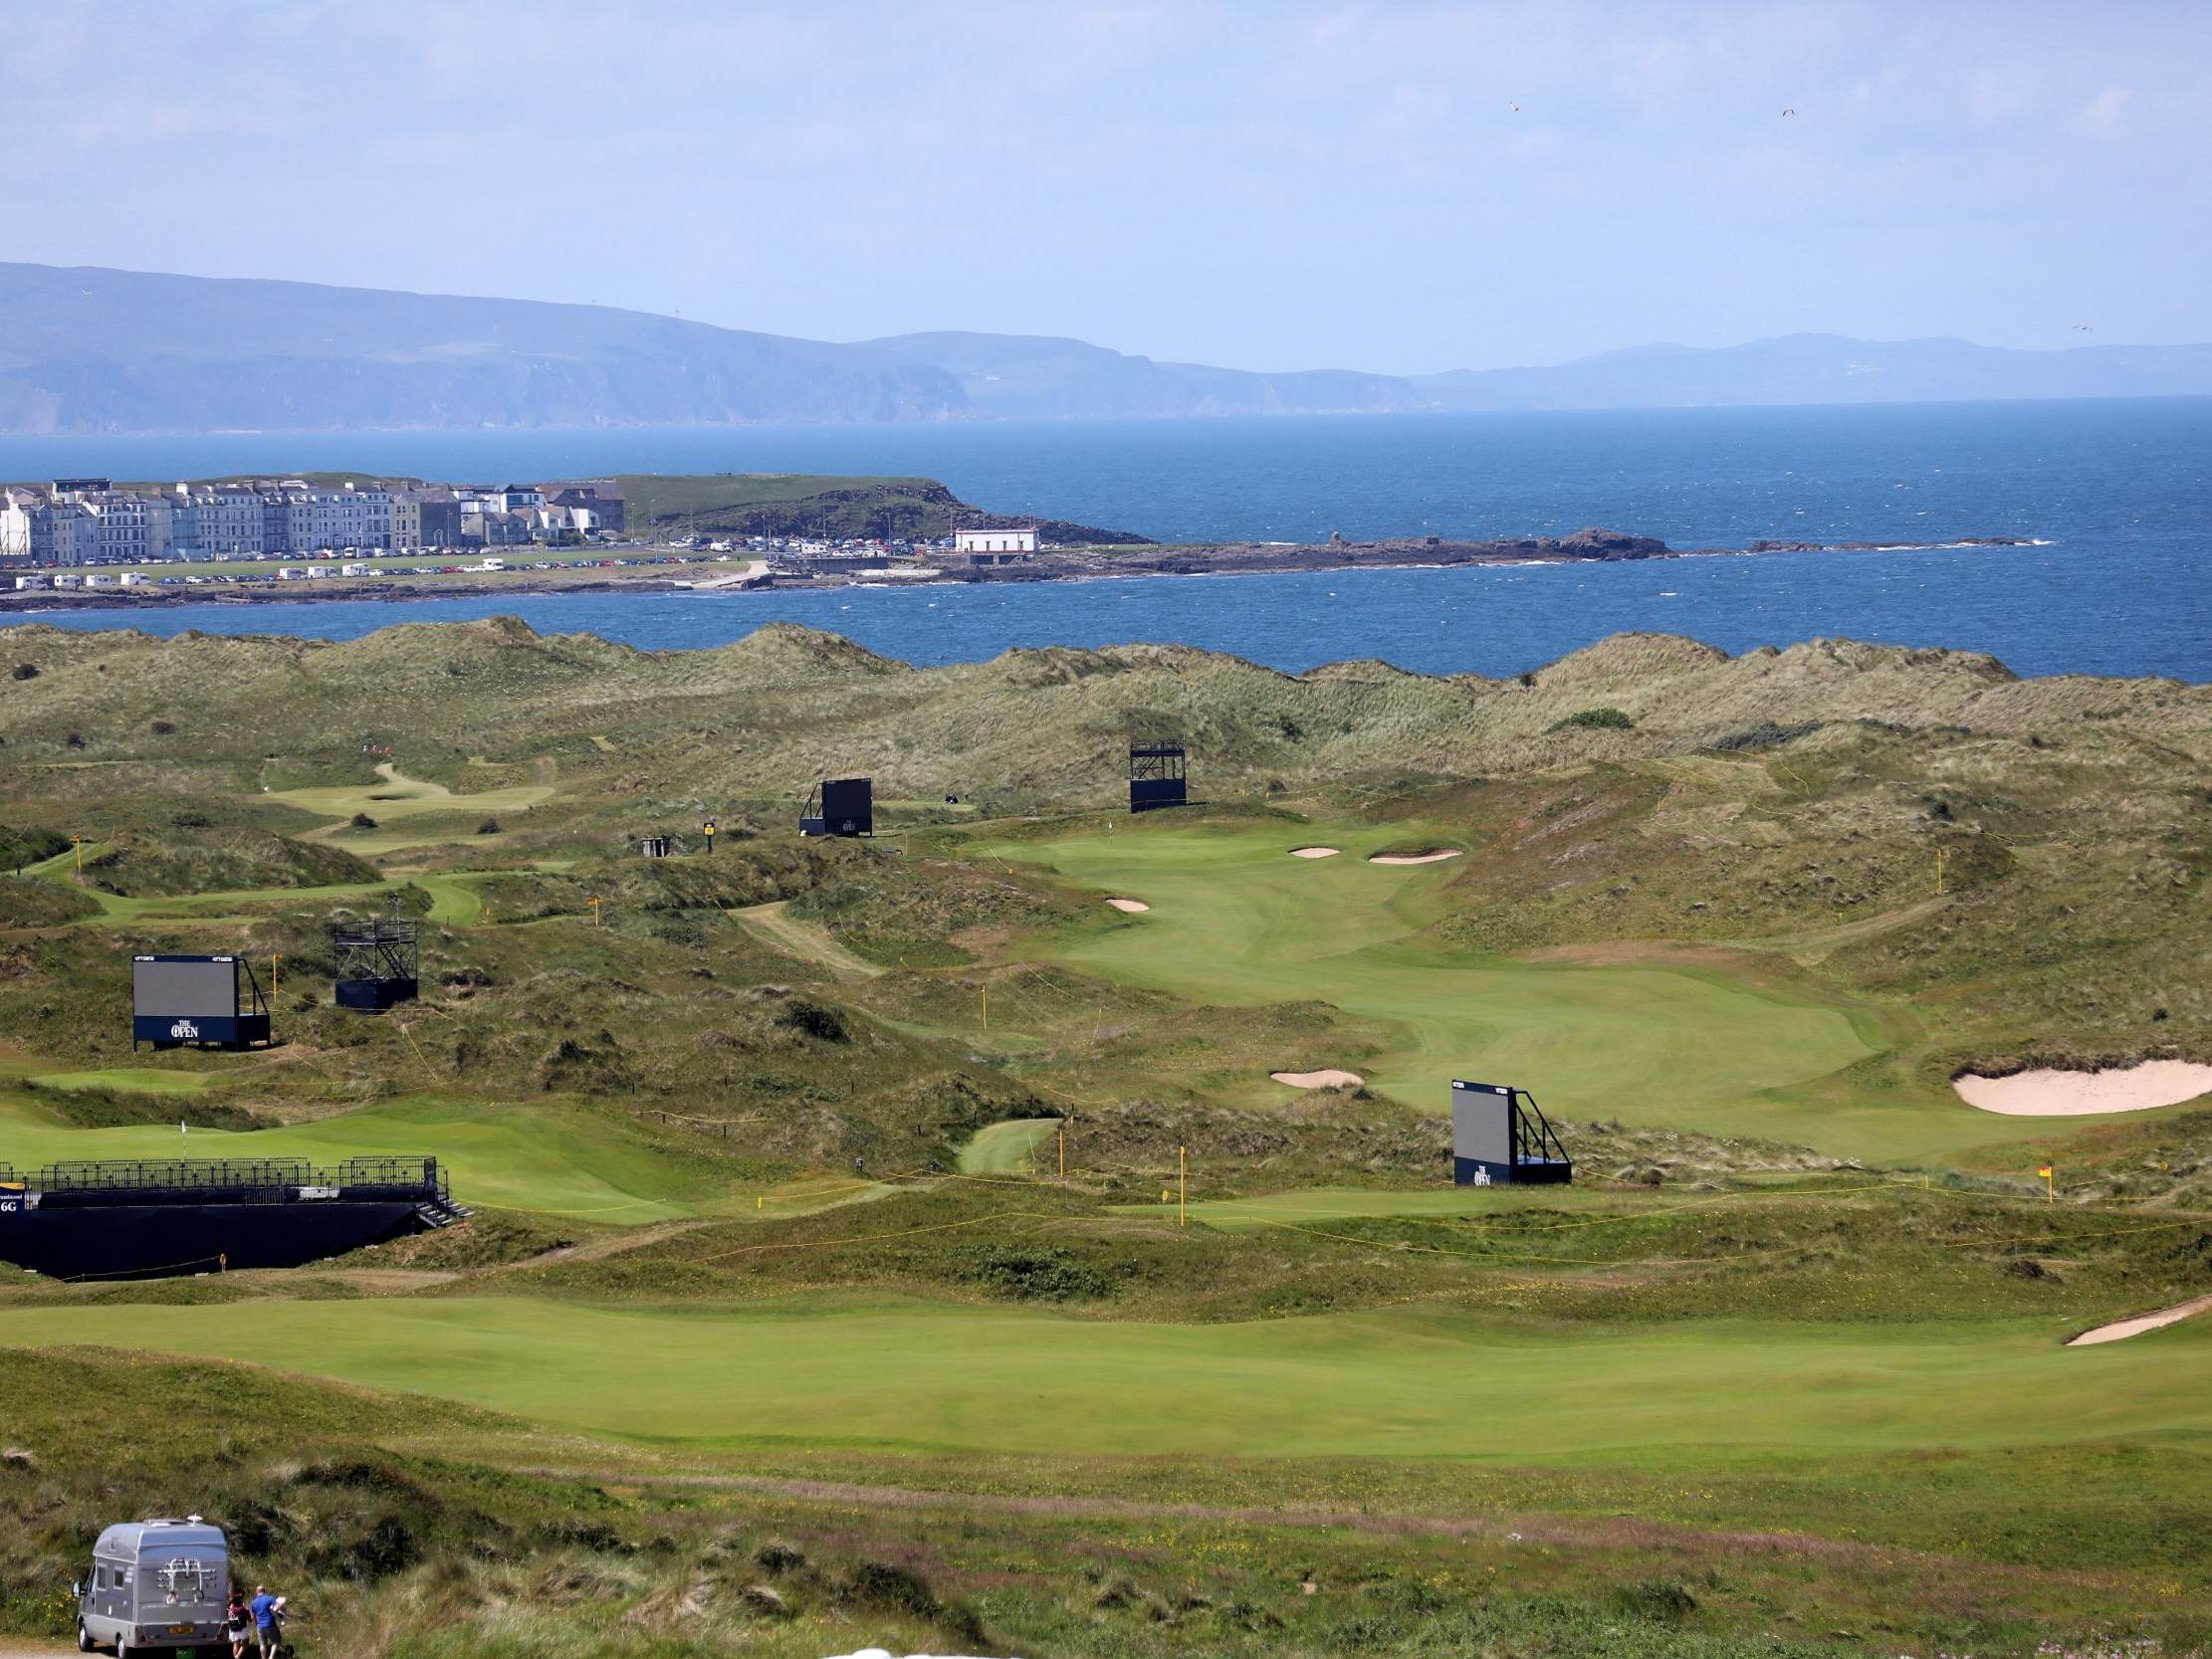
left=248, top=1585, right=285, bottom=1656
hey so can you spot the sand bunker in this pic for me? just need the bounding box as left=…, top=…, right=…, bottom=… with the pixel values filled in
left=1271, top=1069, right=1365, bottom=1090
left=1369, top=849, right=1463, bottom=866
left=1953, top=1059, right=2212, bottom=1117
left=2068, top=1291, right=2212, bottom=1347
left=1105, top=898, right=1150, bottom=913
left=1289, top=846, right=1341, bottom=859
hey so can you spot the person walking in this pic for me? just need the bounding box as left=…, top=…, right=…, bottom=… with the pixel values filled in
left=224, top=1589, right=252, bottom=1659
left=248, top=1584, right=285, bottom=1658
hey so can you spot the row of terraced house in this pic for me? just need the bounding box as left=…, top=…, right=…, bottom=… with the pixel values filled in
left=0, top=478, right=625, bottom=565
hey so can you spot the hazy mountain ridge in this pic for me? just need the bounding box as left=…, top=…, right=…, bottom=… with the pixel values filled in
left=1415, top=332, right=2212, bottom=410
left=2, top=262, right=2208, bottom=433
left=0, top=263, right=966, bottom=433
left=858, top=330, right=1426, bottom=418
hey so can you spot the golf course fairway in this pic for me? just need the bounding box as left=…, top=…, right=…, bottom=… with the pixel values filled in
left=994, top=821, right=2017, bottom=1164
left=4, top=1295, right=2205, bottom=1461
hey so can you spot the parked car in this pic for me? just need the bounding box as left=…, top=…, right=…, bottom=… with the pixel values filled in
left=75, top=1516, right=229, bottom=1655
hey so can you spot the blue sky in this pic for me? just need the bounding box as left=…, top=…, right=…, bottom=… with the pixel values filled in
left=2, top=0, right=2204, bottom=372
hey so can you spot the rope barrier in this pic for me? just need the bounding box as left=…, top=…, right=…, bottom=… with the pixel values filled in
left=63, top=1251, right=228, bottom=1283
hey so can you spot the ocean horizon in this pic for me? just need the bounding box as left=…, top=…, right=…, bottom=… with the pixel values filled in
left=6, top=398, right=2208, bottom=681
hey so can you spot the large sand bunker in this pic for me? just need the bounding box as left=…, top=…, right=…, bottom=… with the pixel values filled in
left=1369, top=849, right=1463, bottom=866
left=2068, top=1291, right=2212, bottom=1347
left=1289, top=846, right=1341, bottom=859
left=1271, top=1069, right=1365, bottom=1089
left=1105, top=898, right=1150, bottom=913
left=1953, top=1059, right=2212, bottom=1117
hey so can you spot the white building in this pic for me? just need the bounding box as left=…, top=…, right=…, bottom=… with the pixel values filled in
left=276, top=483, right=394, bottom=553
left=29, top=501, right=100, bottom=566
left=954, top=525, right=1038, bottom=556
left=174, top=484, right=270, bottom=558
left=80, top=491, right=176, bottom=563
left=0, top=488, right=35, bottom=559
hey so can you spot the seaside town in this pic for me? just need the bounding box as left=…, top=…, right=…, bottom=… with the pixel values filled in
left=0, top=476, right=1045, bottom=590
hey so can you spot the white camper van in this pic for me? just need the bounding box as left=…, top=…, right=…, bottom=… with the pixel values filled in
left=76, top=1517, right=230, bottom=1655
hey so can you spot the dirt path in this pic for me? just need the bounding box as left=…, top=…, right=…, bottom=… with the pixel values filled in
left=735, top=902, right=884, bottom=982
left=1749, top=895, right=1951, bottom=966
left=474, top=1217, right=720, bottom=1278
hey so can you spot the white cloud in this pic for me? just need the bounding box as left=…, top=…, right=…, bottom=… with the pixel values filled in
left=0, top=0, right=2205, bottom=367
left=2074, top=86, right=2133, bottom=138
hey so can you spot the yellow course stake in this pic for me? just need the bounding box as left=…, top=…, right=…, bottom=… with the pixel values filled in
left=1058, top=1122, right=1066, bottom=1178
left=981, top=983, right=989, bottom=1028
left=272, top=953, right=281, bottom=1004
left=588, top=896, right=603, bottom=927
left=2039, top=1161, right=2055, bottom=1203
left=1179, top=1144, right=1187, bottom=1228
left=1935, top=845, right=1950, bottom=896
left=71, top=835, right=84, bottom=873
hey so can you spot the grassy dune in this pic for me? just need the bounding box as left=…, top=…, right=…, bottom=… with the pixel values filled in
left=2, top=620, right=2209, bottom=1656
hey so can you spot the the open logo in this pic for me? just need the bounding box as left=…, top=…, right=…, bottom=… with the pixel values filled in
left=169, top=1019, right=200, bottom=1039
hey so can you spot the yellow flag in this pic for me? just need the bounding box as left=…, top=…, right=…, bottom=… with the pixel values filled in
left=2037, top=1164, right=2054, bottom=1179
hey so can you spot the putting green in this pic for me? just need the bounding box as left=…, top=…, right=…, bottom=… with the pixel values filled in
left=958, top=1118, right=1057, bottom=1174
left=3, top=1295, right=2204, bottom=1464
left=270, top=763, right=553, bottom=846
left=990, top=822, right=1995, bottom=1163
left=0, top=1095, right=694, bottom=1222
left=413, top=872, right=489, bottom=927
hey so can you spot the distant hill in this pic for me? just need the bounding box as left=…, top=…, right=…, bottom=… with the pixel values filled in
left=2, top=261, right=2208, bottom=432
left=857, top=330, right=1423, bottom=418
left=0, top=263, right=965, bottom=433
left=1413, top=333, right=2212, bottom=411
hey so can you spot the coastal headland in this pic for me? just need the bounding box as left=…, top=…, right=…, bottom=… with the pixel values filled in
left=0, top=467, right=2038, bottom=612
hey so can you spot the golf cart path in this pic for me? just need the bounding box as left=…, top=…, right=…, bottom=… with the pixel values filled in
left=735, top=901, right=884, bottom=982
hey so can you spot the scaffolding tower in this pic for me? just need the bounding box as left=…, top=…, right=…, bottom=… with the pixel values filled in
left=332, top=917, right=420, bottom=1012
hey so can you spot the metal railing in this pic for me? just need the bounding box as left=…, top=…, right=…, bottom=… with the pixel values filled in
left=15, top=1156, right=449, bottom=1207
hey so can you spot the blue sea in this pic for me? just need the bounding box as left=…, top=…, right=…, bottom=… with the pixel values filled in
left=3, top=399, right=2207, bottom=681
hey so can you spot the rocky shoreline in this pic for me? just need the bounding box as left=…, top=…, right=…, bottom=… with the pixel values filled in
left=0, top=527, right=2039, bottom=615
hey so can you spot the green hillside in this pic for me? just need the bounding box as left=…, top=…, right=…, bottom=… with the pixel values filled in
left=1, top=617, right=2208, bottom=1658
